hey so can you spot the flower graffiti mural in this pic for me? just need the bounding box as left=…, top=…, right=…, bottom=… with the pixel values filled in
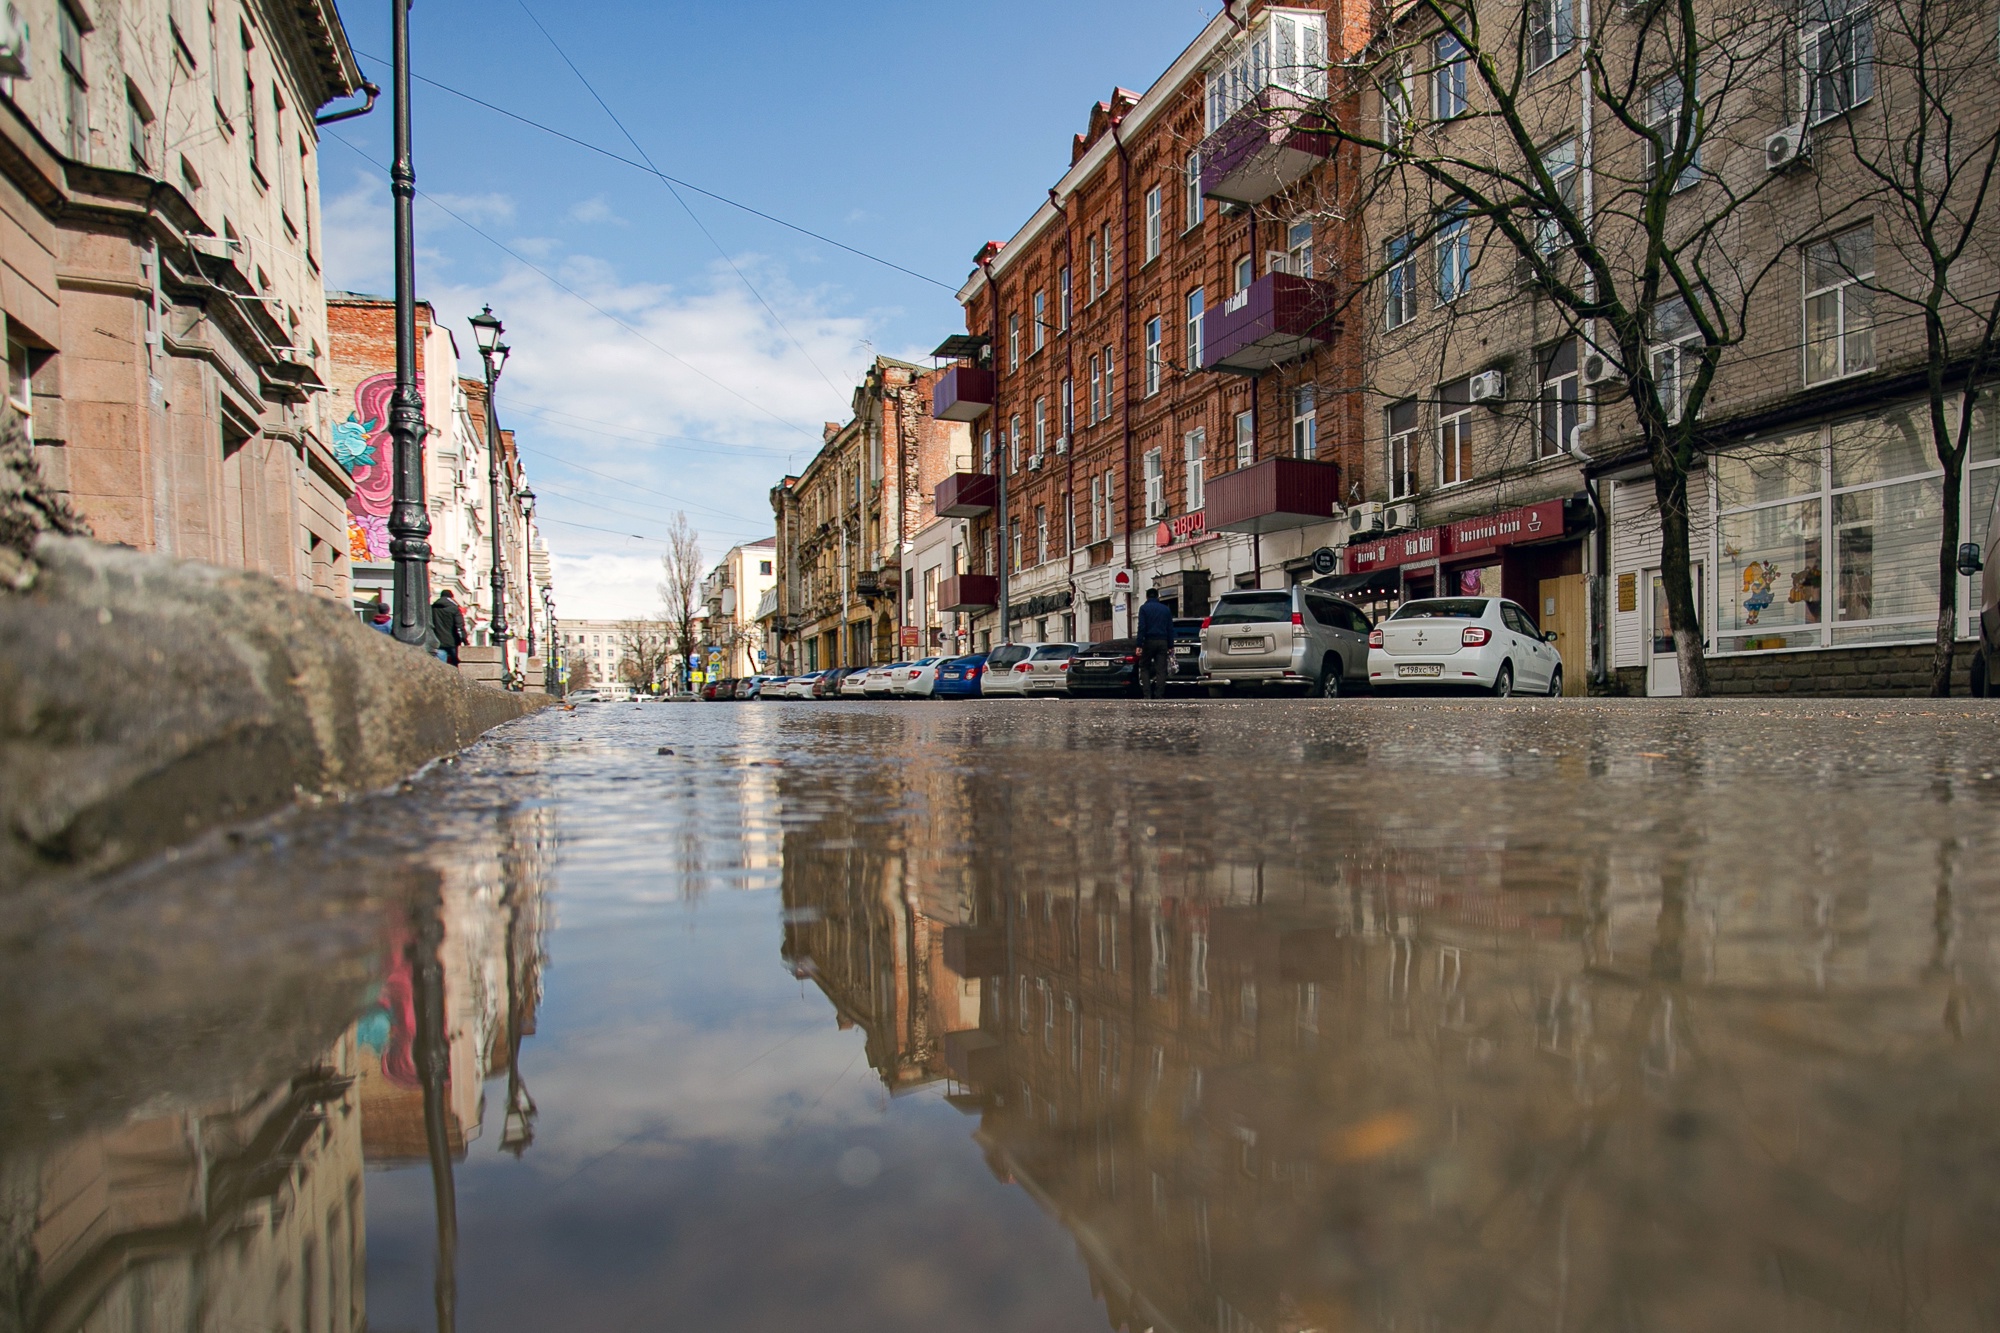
left=336, top=371, right=423, bottom=560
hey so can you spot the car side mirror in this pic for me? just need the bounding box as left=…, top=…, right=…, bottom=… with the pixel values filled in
left=1958, top=542, right=1984, bottom=578
left=1544, top=630, right=1560, bottom=643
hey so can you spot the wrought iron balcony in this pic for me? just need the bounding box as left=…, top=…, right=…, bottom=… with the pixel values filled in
left=932, top=365, right=995, bottom=422
left=1201, top=273, right=1339, bottom=375
left=1199, top=85, right=1331, bottom=209
left=934, top=471, right=997, bottom=518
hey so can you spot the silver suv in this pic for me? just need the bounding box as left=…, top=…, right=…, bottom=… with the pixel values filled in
left=1200, top=585, right=1373, bottom=697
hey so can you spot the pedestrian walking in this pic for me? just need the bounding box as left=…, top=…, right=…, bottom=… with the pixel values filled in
left=1136, top=588, right=1174, bottom=699
left=430, top=589, right=467, bottom=665
left=366, top=594, right=394, bottom=634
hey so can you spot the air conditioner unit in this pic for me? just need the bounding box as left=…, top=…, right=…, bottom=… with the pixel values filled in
left=1385, top=501, right=1420, bottom=532
left=1581, top=349, right=1624, bottom=388
left=1027, top=454, right=1044, bottom=472
left=1347, top=502, right=1386, bottom=537
left=1053, top=435, right=1069, bottom=455
left=1468, top=369, right=1506, bottom=404
left=1765, top=123, right=1810, bottom=173
left=0, top=3, right=30, bottom=77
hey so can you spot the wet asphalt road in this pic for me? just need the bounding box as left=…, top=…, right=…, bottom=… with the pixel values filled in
left=6, top=696, right=2000, bottom=1332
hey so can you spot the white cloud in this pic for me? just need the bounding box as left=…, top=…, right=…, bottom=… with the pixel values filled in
left=545, top=551, right=663, bottom=620
left=321, top=170, right=392, bottom=294
left=568, top=195, right=626, bottom=225
left=427, top=190, right=516, bottom=224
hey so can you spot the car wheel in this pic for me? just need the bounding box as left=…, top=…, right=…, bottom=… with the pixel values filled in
left=1546, top=665, right=1563, bottom=698
left=1973, top=651, right=1989, bottom=697
left=1316, top=661, right=1343, bottom=698
left=1491, top=663, right=1515, bottom=698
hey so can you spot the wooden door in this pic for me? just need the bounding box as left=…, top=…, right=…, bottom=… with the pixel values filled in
left=1539, top=574, right=1589, bottom=696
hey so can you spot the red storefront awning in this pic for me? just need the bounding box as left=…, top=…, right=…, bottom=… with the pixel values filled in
left=1344, top=499, right=1568, bottom=574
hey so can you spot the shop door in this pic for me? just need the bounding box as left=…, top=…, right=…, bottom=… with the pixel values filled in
left=1537, top=575, right=1589, bottom=696
left=1645, top=568, right=1702, bottom=696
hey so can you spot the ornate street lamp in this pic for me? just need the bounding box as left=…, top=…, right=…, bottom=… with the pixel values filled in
left=387, top=0, right=434, bottom=649
left=518, top=485, right=537, bottom=658
left=470, top=306, right=510, bottom=644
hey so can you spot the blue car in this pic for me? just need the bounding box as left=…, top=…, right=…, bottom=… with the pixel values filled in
left=931, top=654, right=989, bottom=699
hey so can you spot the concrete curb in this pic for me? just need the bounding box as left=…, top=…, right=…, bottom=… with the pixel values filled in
left=0, top=535, right=547, bottom=888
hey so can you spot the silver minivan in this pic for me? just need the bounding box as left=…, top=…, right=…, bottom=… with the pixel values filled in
left=1200, top=585, right=1373, bottom=697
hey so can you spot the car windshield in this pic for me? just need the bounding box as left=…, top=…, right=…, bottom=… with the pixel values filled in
left=988, top=646, right=1031, bottom=666
left=1033, top=645, right=1079, bottom=660
left=1391, top=598, right=1491, bottom=620
left=1208, top=592, right=1293, bottom=625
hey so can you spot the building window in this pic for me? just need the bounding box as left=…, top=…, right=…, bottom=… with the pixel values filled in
left=760, top=559, right=773, bottom=575
left=1100, top=223, right=1113, bottom=290
left=981, top=428, right=993, bottom=472
left=1145, top=318, right=1163, bottom=396
left=1716, top=403, right=1941, bottom=653
left=1060, top=267, right=1072, bottom=328
left=1538, top=136, right=1579, bottom=251
left=242, top=26, right=263, bottom=184
left=1009, top=413, right=1022, bottom=472
left=1805, top=224, right=1875, bottom=384
left=1644, top=78, right=1702, bottom=190
left=1382, top=63, right=1413, bottom=147
left=1089, top=234, right=1101, bottom=301
left=1436, top=202, right=1471, bottom=304
left=1184, top=429, right=1206, bottom=511
left=1145, top=187, right=1163, bottom=261
left=1186, top=288, right=1205, bottom=370
left=1650, top=297, right=1702, bottom=424
left=1433, top=31, right=1469, bottom=119
left=1388, top=401, right=1420, bottom=498
left=1090, top=355, right=1103, bottom=424
left=1235, top=410, right=1255, bottom=468
left=1061, top=377, right=1074, bottom=441
left=1008, top=314, right=1021, bottom=371
left=1091, top=473, right=1106, bottom=543
left=1144, top=448, right=1165, bottom=520
left=1539, top=340, right=1578, bottom=459
left=1033, top=291, right=1047, bottom=352
left=1104, top=345, right=1116, bottom=412
left=1034, top=397, right=1048, bottom=458
left=1291, top=385, right=1317, bottom=459
left=1804, top=0, right=1874, bottom=124
left=1284, top=220, right=1314, bottom=278
left=1385, top=233, right=1418, bottom=328
left=1234, top=254, right=1253, bottom=293
left=1439, top=382, right=1473, bottom=486
left=1527, top=0, right=1576, bottom=71
left=127, top=86, right=153, bottom=172
left=58, top=3, right=87, bottom=161
left=1185, top=151, right=1204, bottom=230
left=1205, top=9, right=1328, bottom=130
left=1102, top=469, right=1117, bottom=540
left=1036, top=504, right=1048, bottom=564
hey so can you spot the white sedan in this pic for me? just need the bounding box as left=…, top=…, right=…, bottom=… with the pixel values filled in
left=782, top=672, right=824, bottom=699
left=893, top=656, right=948, bottom=697
left=839, top=668, right=872, bottom=698
left=1367, top=597, right=1563, bottom=698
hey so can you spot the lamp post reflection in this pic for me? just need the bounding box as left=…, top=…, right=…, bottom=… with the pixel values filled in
left=408, top=891, right=459, bottom=1333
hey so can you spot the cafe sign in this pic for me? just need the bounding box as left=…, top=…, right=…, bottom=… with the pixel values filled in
left=1155, top=510, right=1209, bottom=548
left=1345, top=499, right=1568, bottom=574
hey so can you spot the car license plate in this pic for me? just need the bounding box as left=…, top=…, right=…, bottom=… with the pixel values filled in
left=1176, top=646, right=1197, bottom=656
left=1397, top=664, right=1444, bottom=678
left=1228, top=637, right=1261, bottom=652
left=1081, top=660, right=1110, bottom=669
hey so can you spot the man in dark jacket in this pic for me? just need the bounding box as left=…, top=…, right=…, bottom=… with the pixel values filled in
left=1136, top=588, right=1174, bottom=699
left=430, top=589, right=468, bottom=665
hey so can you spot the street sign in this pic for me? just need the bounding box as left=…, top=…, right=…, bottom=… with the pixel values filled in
left=899, top=626, right=922, bottom=647
left=1311, top=546, right=1338, bottom=575
left=1112, top=568, right=1133, bottom=591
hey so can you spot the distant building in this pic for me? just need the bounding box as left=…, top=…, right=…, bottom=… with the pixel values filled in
left=700, top=537, right=778, bottom=678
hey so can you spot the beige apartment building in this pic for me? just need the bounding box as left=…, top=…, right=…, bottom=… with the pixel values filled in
left=700, top=535, right=776, bottom=678
left=1350, top=0, right=2000, bottom=695
left=0, top=0, right=365, bottom=600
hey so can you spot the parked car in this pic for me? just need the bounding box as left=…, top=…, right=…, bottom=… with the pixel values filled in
left=862, top=663, right=908, bottom=697
left=1367, top=596, right=1563, bottom=697
left=780, top=671, right=821, bottom=699
left=894, top=656, right=948, bottom=697
left=1065, top=639, right=1140, bottom=697
left=839, top=667, right=873, bottom=698
left=757, top=675, right=791, bottom=699
left=734, top=676, right=766, bottom=700
left=982, top=643, right=1078, bottom=697
left=568, top=689, right=605, bottom=703
left=815, top=667, right=857, bottom=698
left=1169, top=618, right=1207, bottom=690
left=1201, top=585, right=1372, bottom=697
left=700, top=679, right=727, bottom=701
left=932, top=654, right=988, bottom=698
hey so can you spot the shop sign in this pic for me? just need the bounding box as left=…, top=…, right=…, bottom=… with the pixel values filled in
left=899, top=626, right=922, bottom=647
left=1345, top=527, right=1440, bottom=573
left=1444, top=499, right=1564, bottom=560
left=1155, top=510, right=1209, bottom=548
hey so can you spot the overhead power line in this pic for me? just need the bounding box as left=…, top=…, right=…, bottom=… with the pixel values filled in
left=348, top=49, right=959, bottom=293
left=504, top=397, right=798, bottom=459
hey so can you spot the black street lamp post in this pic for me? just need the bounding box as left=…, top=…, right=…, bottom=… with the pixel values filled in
left=470, top=305, right=510, bottom=644
left=518, top=486, right=537, bottom=658
left=387, top=0, right=434, bottom=648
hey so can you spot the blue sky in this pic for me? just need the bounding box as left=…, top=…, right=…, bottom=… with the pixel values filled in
left=322, top=0, right=1225, bottom=617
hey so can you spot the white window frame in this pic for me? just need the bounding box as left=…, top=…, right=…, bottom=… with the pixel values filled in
left=1804, top=223, right=1876, bottom=386
left=1803, top=0, right=1875, bottom=125
left=1061, top=377, right=1074, bottom=440
left=1388, top=402, right=1420, bottom=499
left=1104, top=344, right=1116, bottom=410
left=1234, top=410, right=1255, bottom=468
left=1526, top=0, right=1576, bottom=72
left=1284, top=220, right=1314, bottom=278
left=1382, top=62, right=1413, bottom=148
left=1439, top=397, right=1473, bottom=487
left=1184, top=151, right=1204, bottom=230
left=1090, top=355, right=1103, bottom=424
left=1432, top=31, right=1469, bottom=119
left=1088, top=235, right=1101, bottom=301
left=1034, top=396, right=1048, bottom=459
left=1144, top=447, right=1165, bottom=521
left=1145, top=318, right=1163, bottom=396
left=1537, top=136, right=1579, bottom=252
left=1539, top=340, right=1578, bottom=459
left=1436, top=204, right=1471, bottom=304
left=1033, top=291, right=1047, bottom=352
left=1090, top=473, right=1106, bottom=543
left=1649, top=298, right=1703, bottom=425
left=1644, top=78, right=1702, bottom=191
left=1145, top=187, right=1163, bottom=262
left=1036, top=503, right=1048, bottom=564
left=1291, top=385, right=1317, bottom=459
left=1009, top=413, right=1022, bottom=472
left=1008, top=314, right=1020, bottom=370
left=1385, top=232, right=1417, bottom=328
left=1060, top=266, right=1072, bottom=328
left=1184, top=428, right=1206, bottom=511
left=1234, top=254, right=1254, bottom=294
left=1186, top=288, right=1205, bottom=371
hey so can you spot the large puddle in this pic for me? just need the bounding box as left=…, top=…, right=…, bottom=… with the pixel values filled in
left=5, top=699, right=2000, bottom=1331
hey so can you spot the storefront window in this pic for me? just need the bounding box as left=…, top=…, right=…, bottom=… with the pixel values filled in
left=1718, top=500, right=1822, bottom=652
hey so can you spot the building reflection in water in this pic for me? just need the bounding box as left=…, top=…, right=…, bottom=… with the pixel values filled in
left=0, top=787, right=554, bottom=1333
left=775, top=724, right=2000, bottom=1333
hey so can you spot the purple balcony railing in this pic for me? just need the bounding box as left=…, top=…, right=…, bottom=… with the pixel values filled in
left=1199, top=86, right=1332, bottom=209
left=1204, top=457, right=1344, bottom=535
left=1201, top=273, right=1340, bottom=375
left=938, top=573, right=1000, bottom=612
left=935, top=471, right=998, bottom=518
left=932, top=365, right=995, bottom=421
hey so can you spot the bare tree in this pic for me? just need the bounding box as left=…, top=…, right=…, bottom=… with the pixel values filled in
left=616, top=617, right=674, bottom=691
left=566, top=654, right=596, bottom=691
left=1806, top=0, right=2000, bottom=694
left=657, top=511, right=704, bottom=692
left=1330, top=0, right=1806, bottom=694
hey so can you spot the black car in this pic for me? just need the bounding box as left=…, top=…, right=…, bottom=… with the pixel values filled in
left=1169, top=616, right=1205, bottom=688
left=1065, top=639, right=1140, bottom=697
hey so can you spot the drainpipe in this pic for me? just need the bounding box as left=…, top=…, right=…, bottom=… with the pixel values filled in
left=840, top=509, right=850, bottom=667
left=1575, top=0, right=1608, bottom=687
left=1053, top=185, right=1079, bottom=636
left=978, top=252, right=1010, bottom=644
left=1113, top=115, right=1135, bottom=630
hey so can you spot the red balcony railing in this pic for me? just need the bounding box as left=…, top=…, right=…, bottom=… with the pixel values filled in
left=1202, top=273, right=1339, bottom=375
left=1199, top=85, right=1332, bottom=209
left=932, top=365, right=995, bottom=421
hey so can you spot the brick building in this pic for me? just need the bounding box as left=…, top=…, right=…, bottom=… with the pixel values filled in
left=1, top=0, right=365, bottom=601
left=938, top=2, right=1372, bottom=650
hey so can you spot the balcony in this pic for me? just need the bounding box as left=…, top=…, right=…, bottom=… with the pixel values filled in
left=934, top=471, right=997, bottom=518
left=1202, top=272, right=1339, bottom=375
left=1199, top=86, right=1331, bottom=209
left=937, top=573, right=999, bottom=612
left=942, top=925, right=1005, bottom=978
left=1204, top=457, right=1343, bottom=534
left=932, top=365, right=995, bottom=421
